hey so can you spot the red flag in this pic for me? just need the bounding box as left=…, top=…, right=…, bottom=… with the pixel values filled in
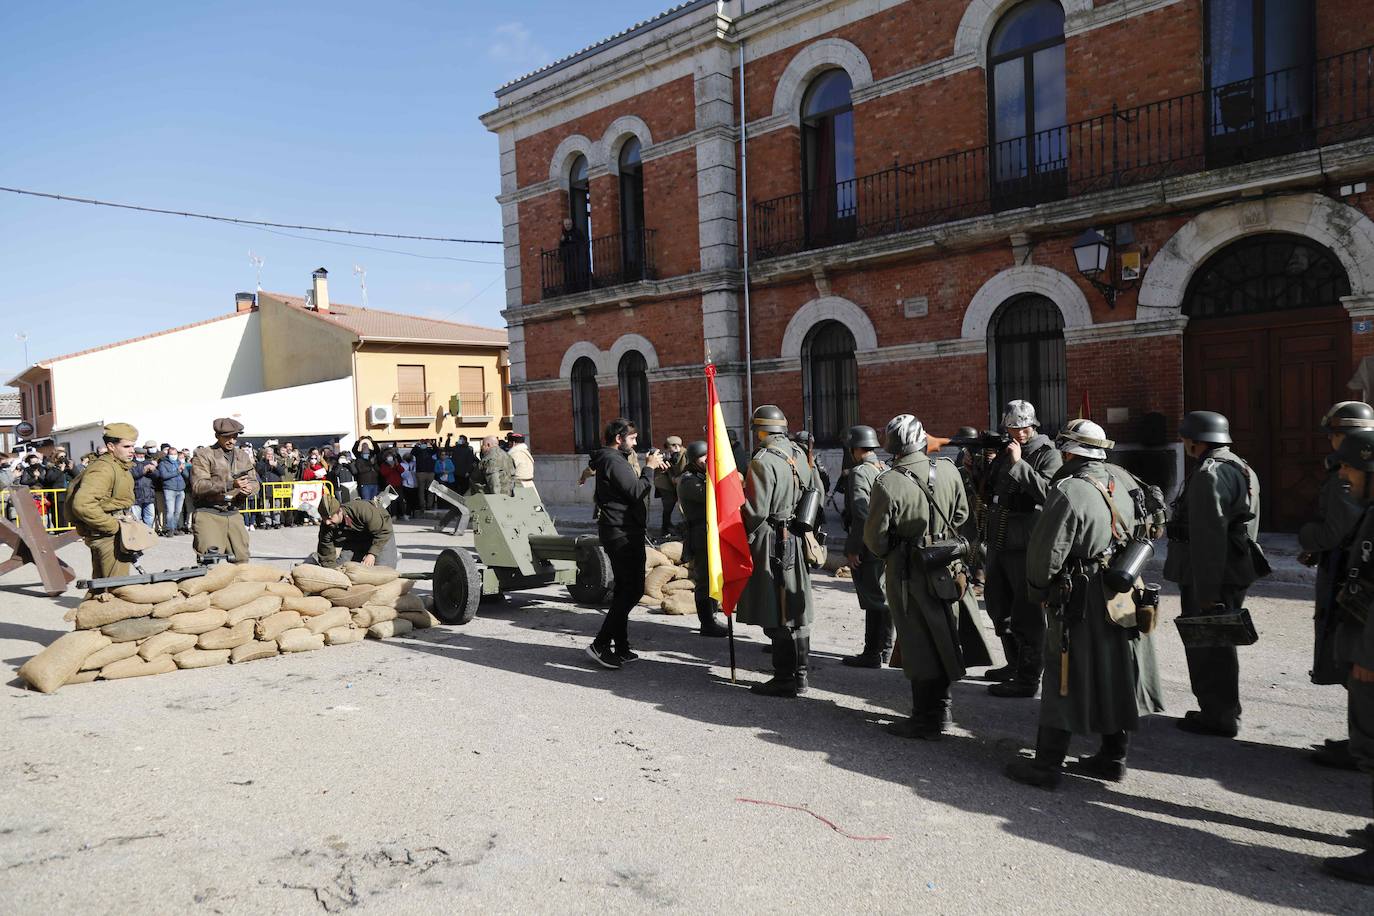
left=1078, top=389, right=1092, bottom=420
left=704, top=364, right=753, bottom=615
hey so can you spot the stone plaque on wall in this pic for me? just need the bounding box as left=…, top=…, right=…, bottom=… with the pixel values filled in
left=902, top=296, right=929, bottom=318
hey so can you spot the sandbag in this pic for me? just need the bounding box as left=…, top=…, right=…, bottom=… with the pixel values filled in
left=174, top=648, right=231, bottom=669
left=354, top=605, right=397, bottom=628
left=224, top=595, right=284, bottom=627
left=233, top=563, right=287, bottom=583
left=19, top=631, right=112, bottom=693
left=304, top=607, right=351, bottom=635
left=138, top=631, right=198, bottom=660
left=277, top=629, right=325, bottom=653
left=80, top=641, right=140, bottom=671
left=282, top=595, right=332, bottom=617
left=367, top=618, right=413, bottom=640
left=367, top=578, right=411, bottom=606
left=343, top=562, right=400, bottom=586
left=320, top=585, right=378, bottom=609
left=151, top=591, right=213, bottom=618
left=662, top=579, right=695, bottom=594
left=167, top=608, right=228, bottom=635
left=393, top=594, right=424, bottom=614
left=100, top=654, right=177, bottom=680
left=645, top=546, right=671, bottom=570
left=658, top=541, right=684, bottom=564
left=112, top=581, right=180, bottom=604
left=292, top=564, right=351, bottom=594
left=644, top=566, right=677, bottom=599
left=639, top=594, right=661, bottom=608
left=210, top=581, right=268, bottom=610
left=231, top=640, right=279, bottom=664
left=255, top=610, right=303, bottom=641
left=664, top=564, right=690, bottom=580
left=180, top=563, right=240, bottom=596
left=65, top=669, right=100, bottom=686
left=197, top=620, right=256, bottom=650
left=102, top=617, right=172, bottom=643
left=264, top=581, right=304, bottom=599
left=325, top=625, right=364, bottom=646
left=397, top=609, right=439, bottom=630
left=73, top=597, right=154, bottom=630
left=661, top=592, right=696, bottom=616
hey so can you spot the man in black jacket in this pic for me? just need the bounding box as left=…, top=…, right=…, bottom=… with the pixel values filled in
left=586, top=418, right=666, bottom=669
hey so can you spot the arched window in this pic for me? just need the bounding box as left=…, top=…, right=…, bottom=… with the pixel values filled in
left=618, top=138, right=647, bottom=282
left=617, top=351, right=652, bottom=448
left=802, top=70, right=856, bottom=247
left=1185, top=234, right=1350, bottom=319
left=561, top=155, right=592, bottom=293
left=802, top=320, right=859, bottom=446
left=988, top=0, right=1067, bottom=203
left=988, top=295, right=1066, bottom=434
left=1205, top=0, right=1314, bottom=160
left=570, top=357, right=600, bottom=453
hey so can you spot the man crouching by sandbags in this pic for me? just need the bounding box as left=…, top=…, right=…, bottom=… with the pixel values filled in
left=311, top=490, right=398, bottom=569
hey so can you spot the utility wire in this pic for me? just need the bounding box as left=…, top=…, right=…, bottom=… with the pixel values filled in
left=0, top=185, right=502, bottom=245
left=247, top=224, right=503, bottom=265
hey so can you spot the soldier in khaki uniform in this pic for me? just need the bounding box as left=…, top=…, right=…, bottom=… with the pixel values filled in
left=68, top=422, right=139, bottom=581
left=313, top=490, right=397, bottom=569
left=190, top=418, right=260, bottom=563
left=469, top=435, right=516, bottom=497
left=841, top=425, right=895, bottom=668
left=864, top=415, right=993, bottom=738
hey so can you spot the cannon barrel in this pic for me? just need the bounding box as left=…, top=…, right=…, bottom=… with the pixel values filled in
left=528, top=534, right=601, bottom=563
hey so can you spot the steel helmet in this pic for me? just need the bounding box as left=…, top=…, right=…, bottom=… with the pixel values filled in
left=1321, top=401, right=1374, bottom=432
left=1056, top=418, right=1115, bottom=460
left=845, top=425, right=880, bottom=449
left=752, top=405, right=788, bottom=434
left=955, top=426, right=979, bottom=440
left=1179, top=410, right=1232, bottom=445
left=1335, top=429, right=1374, bottom=472
left=1001, top=400, right=1040, bottom=429
left=685, top=440, right=708, bottom=462
left=884, top=415, right=927, bottom=457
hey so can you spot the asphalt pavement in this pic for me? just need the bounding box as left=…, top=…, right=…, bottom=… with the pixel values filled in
left=0, top=517, right=1370, bottom=914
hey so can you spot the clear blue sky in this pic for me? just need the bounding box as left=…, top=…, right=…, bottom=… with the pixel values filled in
left=0, top=0, right=668, bottom=381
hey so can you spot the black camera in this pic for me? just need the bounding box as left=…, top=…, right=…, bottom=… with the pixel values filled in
left=949, top=430, right=1011, bottom=452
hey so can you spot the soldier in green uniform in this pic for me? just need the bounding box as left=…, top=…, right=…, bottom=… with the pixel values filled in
left=469, top=435, right=516, bottom=497
left=739, top=405, right=821, bottom=697
left=312, top=489, right=398, bottom=568
left=1005, top=420, right=1165, bottom=788
left=676, top=440, right=729, bottom=638
left=841, top=425, right=894, bottom=668
left=1320, top=429, right=1374, bottom=884
left=68, top=422, right=139, bottom=582
left=190, top=418, right=260, bottom=563
left=984, top=400, right=1064, bottom=698
left=1164, top=410, right=1262, bottom=738
left=1300, top=402, right=1374, bottom=769
left=864, top=415, right=994, bottom=738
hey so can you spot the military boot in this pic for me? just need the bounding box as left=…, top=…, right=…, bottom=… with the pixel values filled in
left=1325, top=785, right=1374, bottom=885
left=843, top=608, right=891, bottom=668
left=884, top=681, right=927, bottom=739
left=793, top=633, right=810, bottom=695
left=752, top=631, right=800, bottom=697
left=983, top=634, right=1018, bottom=682
left=988, top=646, right=1041, bottom=698
left=1004, top=727, right=1071, bottom=790
left=1311, top=738, right=1360, bottom=770
left=1066, top=731, right=1129, bottom=782
left=696, top=596, right=729, bottom=638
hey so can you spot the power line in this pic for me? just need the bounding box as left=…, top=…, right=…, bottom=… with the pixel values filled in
left=247, top=223, right=503, bottom=264
left=0, top=185, right=503, bottom=245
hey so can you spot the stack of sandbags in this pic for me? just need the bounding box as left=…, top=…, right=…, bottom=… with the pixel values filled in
left=640, top=541, right=697, bottom=615
left=336, top=563, right=432, bottom=640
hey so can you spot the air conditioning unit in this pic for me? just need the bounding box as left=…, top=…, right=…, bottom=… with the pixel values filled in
left=366, top=404, right=393, bottom=426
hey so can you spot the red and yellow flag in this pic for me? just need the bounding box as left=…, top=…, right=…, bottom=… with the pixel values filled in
left=705, top=364, right=753, bottom=615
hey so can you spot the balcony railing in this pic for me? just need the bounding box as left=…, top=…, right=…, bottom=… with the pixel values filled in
left=753, top=44, right=1374, bottom=260
left=450, top=391, right=494, bottom=419
left=393, top=391, right=433, bottom=422
left=540, top=228, right=658, bottom=299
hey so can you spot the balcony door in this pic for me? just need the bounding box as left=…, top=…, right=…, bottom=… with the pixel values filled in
left=396, top=365, right=428, bottom=420
left=988, top=0, right=1067, bottom=208
left=802, top=70, right=856, bottom=249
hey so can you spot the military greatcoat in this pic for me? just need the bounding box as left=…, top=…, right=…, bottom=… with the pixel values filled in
left=1298, top=468, right=1364, bottom=683
left=738, top=433, right=818, bottom=629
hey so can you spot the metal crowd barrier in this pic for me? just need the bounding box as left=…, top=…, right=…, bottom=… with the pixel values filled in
left=0, top=487, right=73, bottom=533
left=239, top=480, right=334, bottom=516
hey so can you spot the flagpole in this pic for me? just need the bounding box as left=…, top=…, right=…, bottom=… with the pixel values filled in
left=728, top=611, right=736, bottom=684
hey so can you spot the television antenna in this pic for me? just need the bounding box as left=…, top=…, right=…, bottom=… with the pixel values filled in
left=248, top=251, right=265, bottom=291
left=353, top=264, right=368, bottom=307
left=15, top=332, right=29, bottom=366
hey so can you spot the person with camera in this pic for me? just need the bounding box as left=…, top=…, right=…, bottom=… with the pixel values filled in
left=840, top=425, right=894, bottom=669
left=190, top=418, right=260, bottom=563
left=68, top=423, right=139, bottom=581
left=984, top=400, right=1063, bottom=698
left=653, top=435, right=685, bottom=537
left=739, top=405, right=822, bottom=697
left=130, top=444, right=159, bottom=528
left=864, top=415, right=992, bottom=738
left=1004, top=419, right=1165, bottom=789
left=676, top=439, right=730, bottom=638
left=1163, top=410, right=1263, bottom=739
left=586, top=418, right=666, bottom=669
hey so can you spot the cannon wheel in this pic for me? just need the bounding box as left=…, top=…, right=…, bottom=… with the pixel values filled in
left=567, top=546, right=614, bottom=607
left=432, top=548, right=481, bottom=625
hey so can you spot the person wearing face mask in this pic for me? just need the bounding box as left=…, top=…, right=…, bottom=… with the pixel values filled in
left=190, top=418, right=260, bottom=563
left=378, top=449, right=406, bottom=519
left=352, top=437, right=380, bottom=501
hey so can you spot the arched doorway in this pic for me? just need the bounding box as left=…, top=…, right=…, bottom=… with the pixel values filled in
left=1184, top=233, right=1351, bottom=530
left=802, top=320, right=859, bottom=446
left=988, top=295, right=1068, bottom=435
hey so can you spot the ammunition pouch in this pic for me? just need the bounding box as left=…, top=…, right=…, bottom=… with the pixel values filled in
left=918, top=538, right=969, bottom=571
left=1174, top=606, right=1259, bottom=649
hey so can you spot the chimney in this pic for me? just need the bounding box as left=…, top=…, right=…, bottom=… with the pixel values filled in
left=235, top=291, right=256, bottom=313
left=311, top=267, right=330, bottom=314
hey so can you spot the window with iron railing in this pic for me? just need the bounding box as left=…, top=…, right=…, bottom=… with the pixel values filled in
left=541, top=229, right=658, bottom=299
left=452, top=392, right=493, bottom=417
left=392, top=391, right=433, bottom=418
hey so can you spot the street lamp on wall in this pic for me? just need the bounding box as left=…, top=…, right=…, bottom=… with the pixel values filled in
left=1073, top=226, right=1138, bottom=309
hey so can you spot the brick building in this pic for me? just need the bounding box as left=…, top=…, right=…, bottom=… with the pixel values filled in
left=482, top=0, right=1374, bottom=529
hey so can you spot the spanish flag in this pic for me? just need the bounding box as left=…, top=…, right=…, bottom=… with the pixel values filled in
left=705, top=363, right=753, bottom=614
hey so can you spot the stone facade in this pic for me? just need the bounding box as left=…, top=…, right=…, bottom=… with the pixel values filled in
left=483, top=0, right=1374, bottom=521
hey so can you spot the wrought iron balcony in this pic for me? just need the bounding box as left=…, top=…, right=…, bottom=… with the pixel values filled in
left=540, top=228, right=658, bottom=299
left=449, top=391, right=494, bottom=420
left=753, top=44, right=1374, bottom=260
left=392, top=391, right=433, bottom=423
